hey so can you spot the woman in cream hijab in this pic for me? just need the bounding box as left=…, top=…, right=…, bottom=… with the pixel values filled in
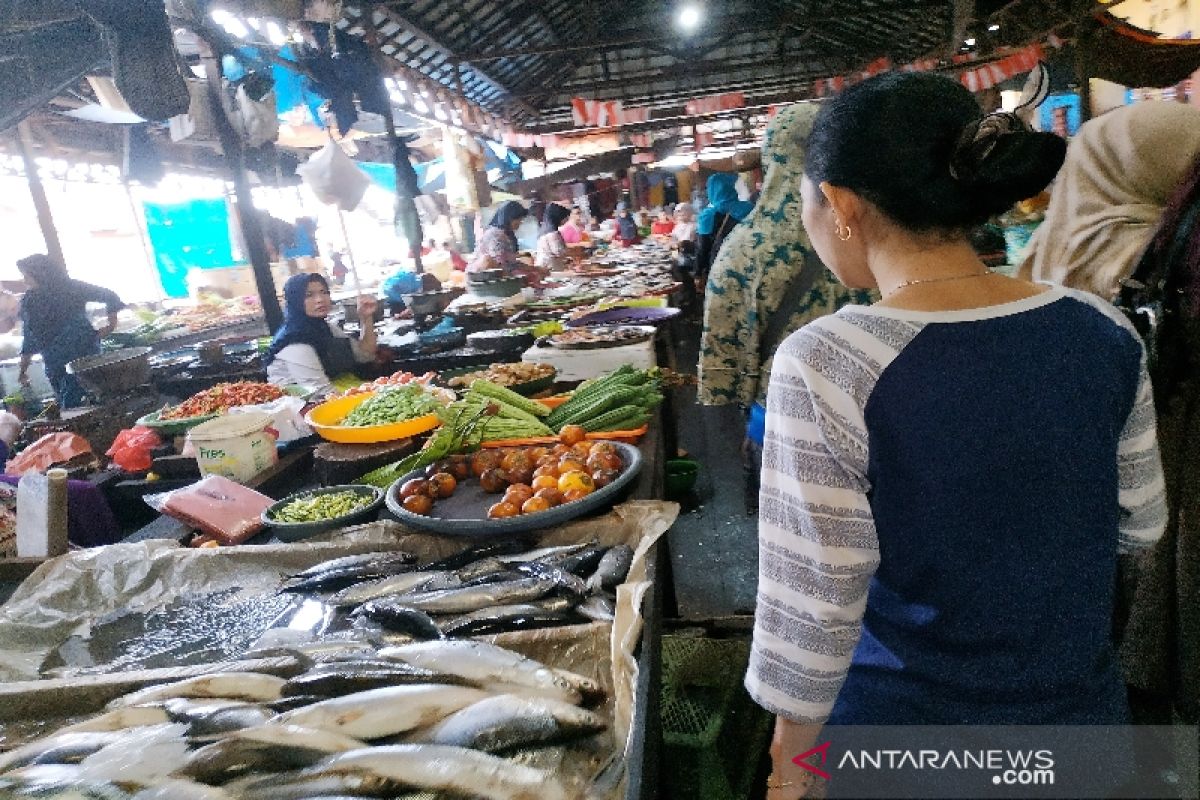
left=1020, top=102, right=1200, bottom=297
left=1026, top=101, right=1200, bottom=728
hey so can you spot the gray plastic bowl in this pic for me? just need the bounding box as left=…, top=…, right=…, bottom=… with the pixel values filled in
left=262, top=485, right=384, bottom=542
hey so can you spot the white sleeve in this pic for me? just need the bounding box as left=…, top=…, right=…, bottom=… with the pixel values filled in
left=1116, top=354, right=1168, bottom=552
left=270, top=344, right=331, bottom=387
left=746, top=328, right=880, bottom=724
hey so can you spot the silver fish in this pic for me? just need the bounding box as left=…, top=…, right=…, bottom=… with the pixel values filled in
left=379, top=640, right=593, bottom=705
left=132, top=779, right=234, bottom=799
left=326, top=570, right=449, bottom=608
left=383, top=577, right=556, bottom=615
left=304, top=744, right=568, bottom=800
left=586, top=544, right=633, bottom=592
left=514, top=561, right=587, bottom=599
left=274, top=683, right=491, bottom=740
left=224, top=771, right=392, bottom=799
left=410, top=694, right=606, bottom=753
left=425, top=539, right=533, bottom=571
left=107, top=673, right=285, bottom=709
left=178, top=725, right=365, bottom=784
left=282, top=664, right=457, bottom=698
left=440, top=605, right=569, bottom=638
left=552, top=543, right=608, bottom=576
left=53, top=705, right=171, bottom=735
left=498, top=542, right=590, bottom=564
left=577, top=594, right=616, bottom=622
left=0, top=731, right=124, bottom=772
left=158, top=698, right=274, bottom=738
left=290, top=552, right=416, bottom=580
left=350, top=603, right=443, bottom=639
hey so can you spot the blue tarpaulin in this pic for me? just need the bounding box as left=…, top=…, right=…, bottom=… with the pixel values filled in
left=142, top=199, right=244, bottom=298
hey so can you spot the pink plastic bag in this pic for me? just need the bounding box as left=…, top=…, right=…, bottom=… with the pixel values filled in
left=145, top=475, right=273, bottom=546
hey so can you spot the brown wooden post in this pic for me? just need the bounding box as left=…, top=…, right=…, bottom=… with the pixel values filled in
left=14, top=121, right=65, bottom=268
left=198, top=40, right=283, bottom=332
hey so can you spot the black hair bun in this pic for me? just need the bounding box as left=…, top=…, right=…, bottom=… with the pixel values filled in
left=953, top=118, right=1066, bottom=221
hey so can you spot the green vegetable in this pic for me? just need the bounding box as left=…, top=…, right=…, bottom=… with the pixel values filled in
left=557, top=385, right=647, bottom=428
left=581, top=405, right=647, bottom=433
left=341, top=386, right=440, bottom=427
left=272, top=490, right=373, bottom=523
left=358, top=404, right=491, bottom=488
left=469, top=380, right=550, bottom=418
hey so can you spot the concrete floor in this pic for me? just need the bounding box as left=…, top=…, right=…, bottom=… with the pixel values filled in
left=665, top=317, right=759, bottom=620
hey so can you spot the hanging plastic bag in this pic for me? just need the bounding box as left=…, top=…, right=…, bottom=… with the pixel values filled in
left=145, top=475, right=273, bottom=545
left=297, top=140, right=370, bottom=211
left=236, top=85, right=279, bottom=149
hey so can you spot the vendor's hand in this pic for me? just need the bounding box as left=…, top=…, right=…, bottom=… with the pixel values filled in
left=357, top=295, right=379, bottom=319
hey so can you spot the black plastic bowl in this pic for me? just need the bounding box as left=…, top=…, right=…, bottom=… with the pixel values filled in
left=262, top=485, right=384, bottom=542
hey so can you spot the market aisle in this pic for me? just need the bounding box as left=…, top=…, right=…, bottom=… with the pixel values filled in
left=666, top=318, right=759, bottom=619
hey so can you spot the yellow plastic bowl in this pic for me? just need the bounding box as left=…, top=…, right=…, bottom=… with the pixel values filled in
left=305, top=391, right=441, bottom=444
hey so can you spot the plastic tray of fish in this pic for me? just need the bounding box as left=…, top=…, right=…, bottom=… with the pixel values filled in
left=0, top=540, right=639, bottom=798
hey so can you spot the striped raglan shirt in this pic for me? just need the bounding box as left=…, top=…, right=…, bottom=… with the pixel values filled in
left=746, top=285, right=1167, bottom=724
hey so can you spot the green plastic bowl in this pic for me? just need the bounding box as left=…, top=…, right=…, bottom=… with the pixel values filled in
left=665, top=459, right=699, bottom=496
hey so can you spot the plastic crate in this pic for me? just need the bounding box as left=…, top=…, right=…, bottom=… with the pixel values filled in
left=661, top=635, right=773, bottom=800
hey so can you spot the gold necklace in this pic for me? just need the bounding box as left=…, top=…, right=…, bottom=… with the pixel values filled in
left=885, top=271, right=991, bottom=297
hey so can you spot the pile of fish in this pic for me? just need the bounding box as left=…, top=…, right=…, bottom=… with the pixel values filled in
left=278, top=540, right=634, bottom=640
left=0, top=640, right=607, bottom=799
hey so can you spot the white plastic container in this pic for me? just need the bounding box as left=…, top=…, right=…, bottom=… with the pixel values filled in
left=185, top=411, right=278, bottom=483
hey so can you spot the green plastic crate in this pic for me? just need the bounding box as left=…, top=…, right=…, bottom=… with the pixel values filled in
left=661, top=635, right=773, bottom=800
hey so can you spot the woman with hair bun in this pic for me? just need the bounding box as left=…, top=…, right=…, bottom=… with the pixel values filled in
left=749, top=73, right=1167, bottom=798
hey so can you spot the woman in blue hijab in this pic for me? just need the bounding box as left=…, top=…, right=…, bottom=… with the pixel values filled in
left=696, top=173, right=754, bottom=284
left=264, top=273, right=378, bottom=390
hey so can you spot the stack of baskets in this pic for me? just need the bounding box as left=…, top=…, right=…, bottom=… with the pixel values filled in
left=661, top=634, right=774, bottom=800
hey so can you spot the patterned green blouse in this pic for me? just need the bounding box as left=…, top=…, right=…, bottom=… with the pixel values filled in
left=698, top=103, right=876, bottom=408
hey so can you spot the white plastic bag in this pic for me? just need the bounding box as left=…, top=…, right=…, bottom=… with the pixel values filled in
left=229, top=394, right=313, bottom=443
left=235, top=85, right=279, bottom=148
left=297, top=140, right=370, bottom=211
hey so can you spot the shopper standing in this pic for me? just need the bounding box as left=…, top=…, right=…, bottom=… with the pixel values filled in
left=16, top=254, right=125, bottom=408
left=749, top=74, right=1166, bottom=798
left=695, top=172, right=753, bottom=284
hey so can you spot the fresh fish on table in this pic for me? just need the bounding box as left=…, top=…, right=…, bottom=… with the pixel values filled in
left=410, top=694, right=606, bottom=753
left=178, top=724, right=365, bottom=785
left=577, top=594, right=616, bottom=622
left=157, top=698, right=274, bottom=738
left=0, top=732, right=124, bottom=772
left=132, top=779, right=234, bottom=799
left=326, top=570, right=452, bottom=608
left=513, top=560, right=587, bottom=599
left=267, top=694, right=324, bottom=713
left=289, top=552, right=417, bottom=580
left=350, top=603, right=443, bottom=640
left=53, top=705, right=171, bottom=735
left=497, top=542, right=589, bottom=564
left=300, top=744, right=569, bottom=800
left=456, top=556, right=518, bottom=583
left=106, top=673, right=286, bottom=709
left=225, top=771, right=392, bottom=800
left=279, top=559, right=418, bottom=594
left=424, top=539, right=533, bottom=572
left=282, top=663, right=462, bottom=698
left=379, top=640, right=599, bottom=705
left=544, top=543, right=609, bottom=576
left=373, top=577, right=557, bottom=615
left=439, top=607, right=571, bottom=638
left=586, top=544, right=634, bottom=592
left=274, top=684, right=492, bottom=739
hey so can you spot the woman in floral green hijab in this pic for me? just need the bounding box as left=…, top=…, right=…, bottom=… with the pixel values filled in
left=697, top=102, right=875, bottom=508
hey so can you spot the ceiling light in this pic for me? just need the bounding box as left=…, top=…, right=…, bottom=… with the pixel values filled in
left=964, top=37, right=976, bottom=46
left=266, top=21, right=287, bottom=45
left=677, top=4, right=702, bottom=31
left=987, top=24, right=1000, bottom=32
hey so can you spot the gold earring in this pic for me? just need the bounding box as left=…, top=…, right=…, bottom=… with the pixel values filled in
left=836, top=223, right=852, bottom=242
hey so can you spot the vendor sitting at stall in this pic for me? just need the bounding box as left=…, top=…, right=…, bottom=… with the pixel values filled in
left=16, top=254, right=125, bottom=409
left=613, top=202, right=642, bottom=247
left=535, top=202, right=574, bottom=271
left=469, top=200, right=529, bottom=275
left=265, top=274, right=378, bottom=391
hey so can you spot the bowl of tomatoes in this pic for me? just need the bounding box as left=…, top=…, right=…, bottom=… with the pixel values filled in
left=383, top=436, right=642, bottom=536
